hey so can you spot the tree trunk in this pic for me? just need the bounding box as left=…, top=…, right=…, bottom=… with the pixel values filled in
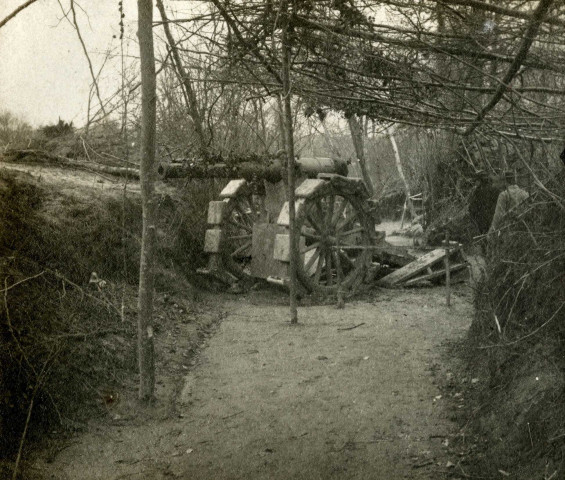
left=137, top=0, right=156, bottom=403
left=388, top=128, right=416, bottom=220
left=156, top=0, right=206, bottom=151
left=347, top=114, right=374, bottom=197
left=281, top=11, right=298, bottom=324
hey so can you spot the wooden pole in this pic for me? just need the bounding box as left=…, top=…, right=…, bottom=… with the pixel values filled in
left=281, top=6, right=298, bottom=324
left=335, top=243, right=345, bottom=309
left=137, top=0, right=156, bottom=402
left=444, top=232, right=451, bottom=307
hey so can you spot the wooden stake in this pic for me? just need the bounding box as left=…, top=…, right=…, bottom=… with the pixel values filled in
left=444, top=232, right=451, bottom=307
left=335, top=244, right=345, bottom=309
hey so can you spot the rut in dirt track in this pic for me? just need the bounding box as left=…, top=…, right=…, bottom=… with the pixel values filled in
left=39, top=287, right=472, bottom=480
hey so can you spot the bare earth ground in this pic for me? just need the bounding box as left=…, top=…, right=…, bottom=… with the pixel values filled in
left=33, top=286, right=472, bottom=480
left=2, top=162, right=473, bottom=479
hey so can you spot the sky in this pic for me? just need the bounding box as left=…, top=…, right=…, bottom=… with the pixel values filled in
left=0, top=1, right=389, bottom=129
left=0, top=0, right=139, bottom=127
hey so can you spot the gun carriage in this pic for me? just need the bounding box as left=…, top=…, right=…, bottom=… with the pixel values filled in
left=159, top=155, right=380, bottom=294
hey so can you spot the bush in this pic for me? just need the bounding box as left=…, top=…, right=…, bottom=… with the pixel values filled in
left=0, top=169, right=222, bottom=461
left=0, top=111, right=34, bottom=151
left=465, top=170, right=565, bottom=477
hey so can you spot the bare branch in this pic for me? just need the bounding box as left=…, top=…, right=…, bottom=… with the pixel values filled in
left=463, top=0, right=555, bottom=136
left=69, top=0, right=106, bottom=120
left=432, top=0, right=565, bottom=28
left=0, top=0, right=39, bottom=30
left=156, top=0, right=207, bottom=149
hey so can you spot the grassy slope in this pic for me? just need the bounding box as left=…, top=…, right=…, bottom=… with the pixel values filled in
left=0, top=167, right=222, bottom=478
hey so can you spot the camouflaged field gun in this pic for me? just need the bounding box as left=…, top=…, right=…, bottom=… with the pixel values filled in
left=158, top=154, right=380, bottom=294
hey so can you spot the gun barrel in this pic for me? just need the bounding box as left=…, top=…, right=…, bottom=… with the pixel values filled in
left=157, top=157, right=348, bottom=181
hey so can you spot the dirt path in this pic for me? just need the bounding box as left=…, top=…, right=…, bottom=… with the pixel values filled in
left=34, top=286, right=472, bottom=480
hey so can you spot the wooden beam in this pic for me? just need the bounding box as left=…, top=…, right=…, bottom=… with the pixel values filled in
left=404, top=263, right=468, bottom=287
left=378, top=248, right=451, bottom=287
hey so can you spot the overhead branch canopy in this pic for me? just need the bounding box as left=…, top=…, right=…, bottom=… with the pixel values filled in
left=157, top=0, right=565, bottom=142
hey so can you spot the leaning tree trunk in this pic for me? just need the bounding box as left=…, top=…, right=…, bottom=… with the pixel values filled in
left=347, top=114, right=374, bottom=197
left=137, top=0, right=156, bottom=403
left=388, top=128, right=416, bottom=220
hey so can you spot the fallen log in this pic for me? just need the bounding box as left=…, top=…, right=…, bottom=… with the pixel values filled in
left=1, top=149, right=139, bottom=179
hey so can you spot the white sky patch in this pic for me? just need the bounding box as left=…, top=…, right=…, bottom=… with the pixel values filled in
left=1, top=1, right=391, bottom=129
left=0, top=0, right=139, bottom=127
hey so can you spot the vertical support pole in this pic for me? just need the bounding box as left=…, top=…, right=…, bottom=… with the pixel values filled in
left=281, top=7, right=298, bottom=324
left=444, top=232, right=451, bottom=307
left=137, top=0, right=156, bottom=403
left=335, top=242, right=345, bottom=309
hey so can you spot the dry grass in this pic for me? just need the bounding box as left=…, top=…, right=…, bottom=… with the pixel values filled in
left=461, top=170, right=565, bottom=478
left=0, top=167, right=222, bottom=473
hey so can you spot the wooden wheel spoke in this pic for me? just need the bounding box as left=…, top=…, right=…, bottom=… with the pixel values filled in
left=340, top=226, right=365, bottom=237
left=305, top=212, right=324, bottom=234
left=227, top=219, right=252, bottom=233
left=325, top=195, right=335, bottom=229
left=325, top=249, right=333, bottom=286
left=234, top=205, right=253, bottom=225
left=338, top=249, right=355, bottom=270
left=301, top=242, right=320, bottom=254
left=245, top=196, right=262, bottom=218
left=333, top=250, right=344, bottom=281
left=304, top=247, right=321, bottom=270
left=314, top=201, right=326, bottom=226
left=301, top=228, right=320, bottom=241
left=336, top=212, right=359, bottom=233
left=313, top=247, right=325, bottom=283
left=331, top=198, right=348, bottom=228
left=230, top=241, right=252, bottom=257
left=227, top=233, right=252, bottom=241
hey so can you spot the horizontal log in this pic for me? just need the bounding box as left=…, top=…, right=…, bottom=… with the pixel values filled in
left=1, top=149, right=139, bottom=179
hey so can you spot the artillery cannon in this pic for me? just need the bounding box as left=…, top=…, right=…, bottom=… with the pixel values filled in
left=160, top=156, right=380, bottom=294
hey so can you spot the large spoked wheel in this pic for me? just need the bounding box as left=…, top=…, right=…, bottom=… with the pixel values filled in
left=295, top=186, right=373, bottom=294
left=221, top=193, right=265, bottom=278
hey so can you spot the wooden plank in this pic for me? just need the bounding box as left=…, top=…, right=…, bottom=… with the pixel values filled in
left=250, top=223, right=288, bottom=279
left=273, top=233, right=291, bottom=262
left=377, top=248, right=448, bottom=287
left=277, top=199, right=305, bottom=226
left=264, top=181, right=288, bottom=222
left=404, top=263, right=468, bottom=286
left=203, top=228, right=222, bottom=253
left=295, top=179, right=327, bottom=198
left=207, top=200, right=227, bottom=225
left=219, top=179, right=247, bottom=198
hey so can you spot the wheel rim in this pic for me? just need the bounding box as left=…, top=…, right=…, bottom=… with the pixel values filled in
left=296, top=189, right=372, bottom=293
